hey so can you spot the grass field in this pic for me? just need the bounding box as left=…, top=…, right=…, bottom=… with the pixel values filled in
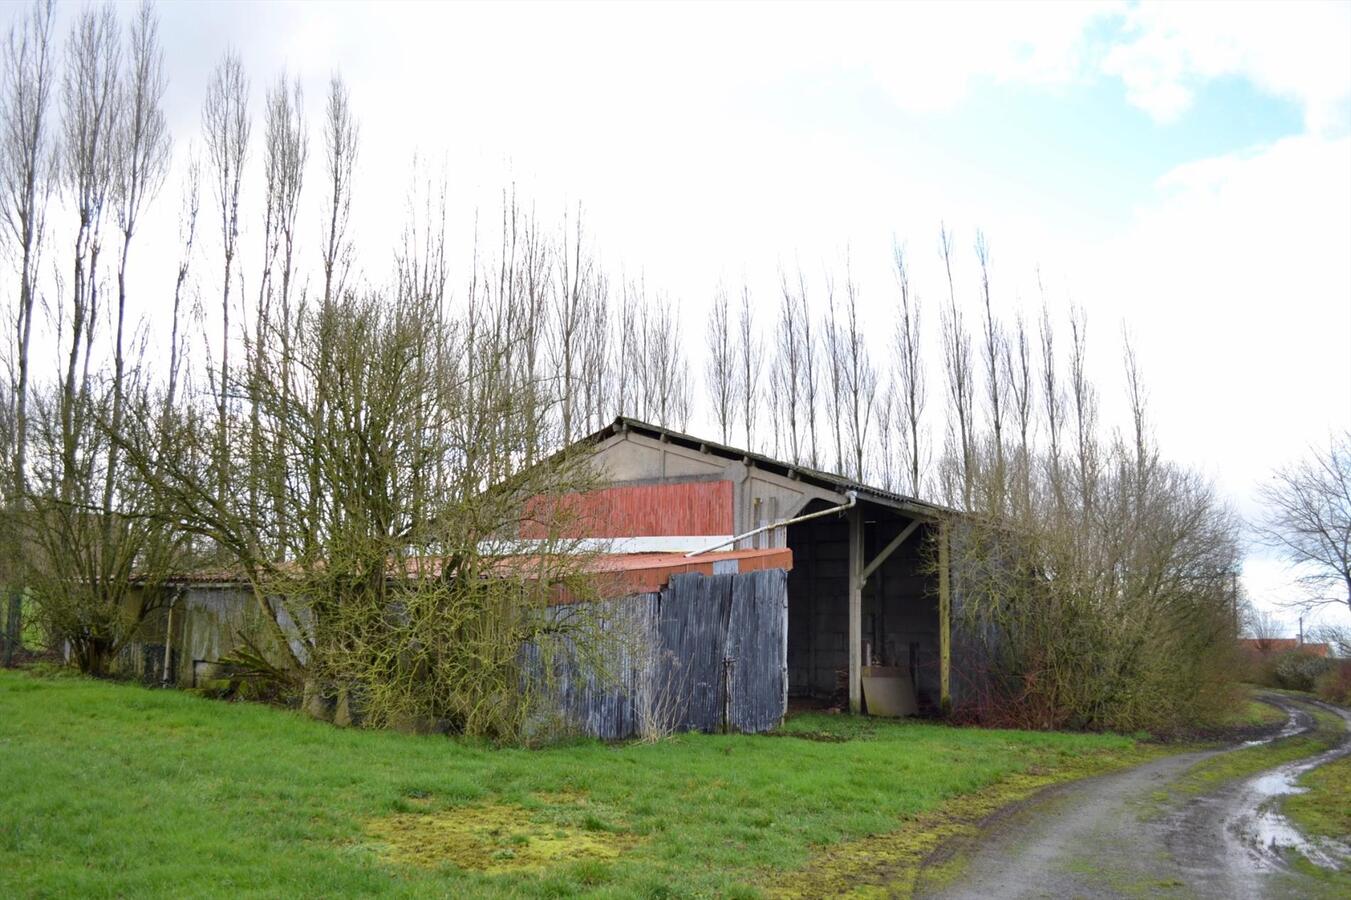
left=0, top=669, right=1154, bottom=898
left=1221, top=695, right=1288, bottom=729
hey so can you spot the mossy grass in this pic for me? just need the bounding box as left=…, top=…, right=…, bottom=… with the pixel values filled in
left=0, top=669, right=1152, bottom=898
left=762, top=741, right=1166, bottom=898
left=1285, top=754, right=1351, bottom=844
left=1220, top=697, right=1286, bottom=729
left=1281, top=709, right=1351, bottom=892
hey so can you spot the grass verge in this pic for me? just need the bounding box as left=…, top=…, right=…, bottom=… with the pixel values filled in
left=760, top=741, right=1165, bottom=898
left=1169, top=702, right=1344, bottom=798
left=1286, top=754, right=1351, bottom=845
left=0, top=669, right=1150, bottom=898
left=1220, top=696, right=1287, bottom=729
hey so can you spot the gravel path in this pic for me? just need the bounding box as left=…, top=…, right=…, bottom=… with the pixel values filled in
left=919, top=694, right=1350, bottom=899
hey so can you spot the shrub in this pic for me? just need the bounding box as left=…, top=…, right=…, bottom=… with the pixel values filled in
left=1270, top=651, right=1335, bottom=692
left=947, top=450, right=1243, bottom=735
left=1251, top=652, right=1282, bottom=688
left=1313, top=660, right=1351, bottom=706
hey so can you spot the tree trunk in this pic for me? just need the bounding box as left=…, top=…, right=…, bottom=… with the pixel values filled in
left=333, top=685, right=353, bottom=727
left=302, top=676, right=330, bottom=721
left=2, top=591, right=20, bottom=666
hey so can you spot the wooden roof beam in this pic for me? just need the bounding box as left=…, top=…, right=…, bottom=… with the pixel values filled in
left=860, top=517, right=922, bottom=585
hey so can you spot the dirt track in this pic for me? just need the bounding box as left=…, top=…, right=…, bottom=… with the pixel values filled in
left=918, top=694, right=1351, bottom=899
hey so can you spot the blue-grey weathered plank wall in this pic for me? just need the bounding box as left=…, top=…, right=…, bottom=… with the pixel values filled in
left=528, top=567, right=788, bottom=740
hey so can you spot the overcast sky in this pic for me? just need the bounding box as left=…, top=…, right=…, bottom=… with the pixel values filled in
left=18, top=0, right=1351, bottom=632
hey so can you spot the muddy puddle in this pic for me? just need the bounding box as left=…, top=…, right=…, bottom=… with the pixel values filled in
left=1229, top=701, right=1351, bottom=874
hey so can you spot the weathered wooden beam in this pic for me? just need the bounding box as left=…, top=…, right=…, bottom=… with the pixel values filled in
left=938, top=519, right=952, bottom=716
left=848, top=506, right=863, bottom=714
left=860, top=517, right=921, bottom=584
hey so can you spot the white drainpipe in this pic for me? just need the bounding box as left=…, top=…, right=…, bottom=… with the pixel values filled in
left=684, top=490, right=858, bottom=558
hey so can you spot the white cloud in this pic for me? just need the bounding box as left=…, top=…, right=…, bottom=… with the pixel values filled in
left=843, top=2, right=1113, bottom=112
left=1103, top=1, right=1351, bottom=133
left=1056, top=132, right=1351, bottom=626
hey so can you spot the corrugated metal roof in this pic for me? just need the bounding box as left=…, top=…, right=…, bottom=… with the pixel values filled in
left=583, top=416, right=955, bottom=520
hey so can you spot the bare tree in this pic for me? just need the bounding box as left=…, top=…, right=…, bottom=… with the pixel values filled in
left=1038, top=295, right=1065, bottom=510
left=839, top=258, right=877, bottom=482
left=576, top=265, right=611, bottom=433
left=892, top=242, right=925, bottom=497
left=1122, top=329, right=1156, bottom=506
left=59, top=3, right=120, bottom=501
left=18, top=2, right=186, bottom=677
left=115, top=235, right=607, bottom=735
left=644, top=295, right=689, bottom=430
left=975, top=231, right=1006, bottom=511
left=262, top=73, right=305, bottom=322
left=794, top=267, right=821, bottom=468
left=1309, top=622, right=1351, bottom=658
left=165, top=153, right=200, bottom=417
left=614, top=276, right=640, bottom=419
left=949, top=311, right=1243, bottom=732
left=1068, top=305, right=1097, bottom=514
left=733, top=282, right=762, bottom=451
left=940, top=224, right=974, bottom=507
left=1006, top=312, right=1033, bottom=512
left=823, top=272, right=845, bottom=474
left=0, top=0, right=55, bottom=664
left=201, top=51, right=249, bottom=506
left=625, top=278, right=654, bottom=422
left=1243, top=603, right=1287, bottom=644
left=875, top=382, right=896, bottom=491
left=246, top=72, right=305, bottom=546
left=107, top=0, right=171, bottom=523
left=320, top=73, right=357, bottom=308
left=772, top=269, right=804, bottom=463
left=1256, top=431, right=1351, bottom=615
left=552, top=203, right=588, bottom=442
left=705, top=283, right=736, bottom=444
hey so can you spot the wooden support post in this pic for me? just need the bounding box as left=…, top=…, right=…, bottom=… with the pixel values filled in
left=848, top=506, right=863, bottom=714
left=938, top=520, right=952, bottom=716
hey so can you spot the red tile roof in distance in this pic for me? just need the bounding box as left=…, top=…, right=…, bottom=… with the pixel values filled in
left=1238, top=638, right=1331, bottom=658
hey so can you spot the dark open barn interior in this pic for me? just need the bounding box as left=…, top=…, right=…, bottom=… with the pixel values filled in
left=786, top=500, right=941, bottom=713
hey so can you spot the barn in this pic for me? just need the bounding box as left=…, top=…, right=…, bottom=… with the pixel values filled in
left=566, top=417, right=958, bottom=717
left=113, top=416, right=960, bottom=737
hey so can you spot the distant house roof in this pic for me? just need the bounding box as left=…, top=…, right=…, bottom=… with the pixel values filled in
left=581, top=416, right=955, bottom=521
left=1238, top=638, right=1331, bottom=658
